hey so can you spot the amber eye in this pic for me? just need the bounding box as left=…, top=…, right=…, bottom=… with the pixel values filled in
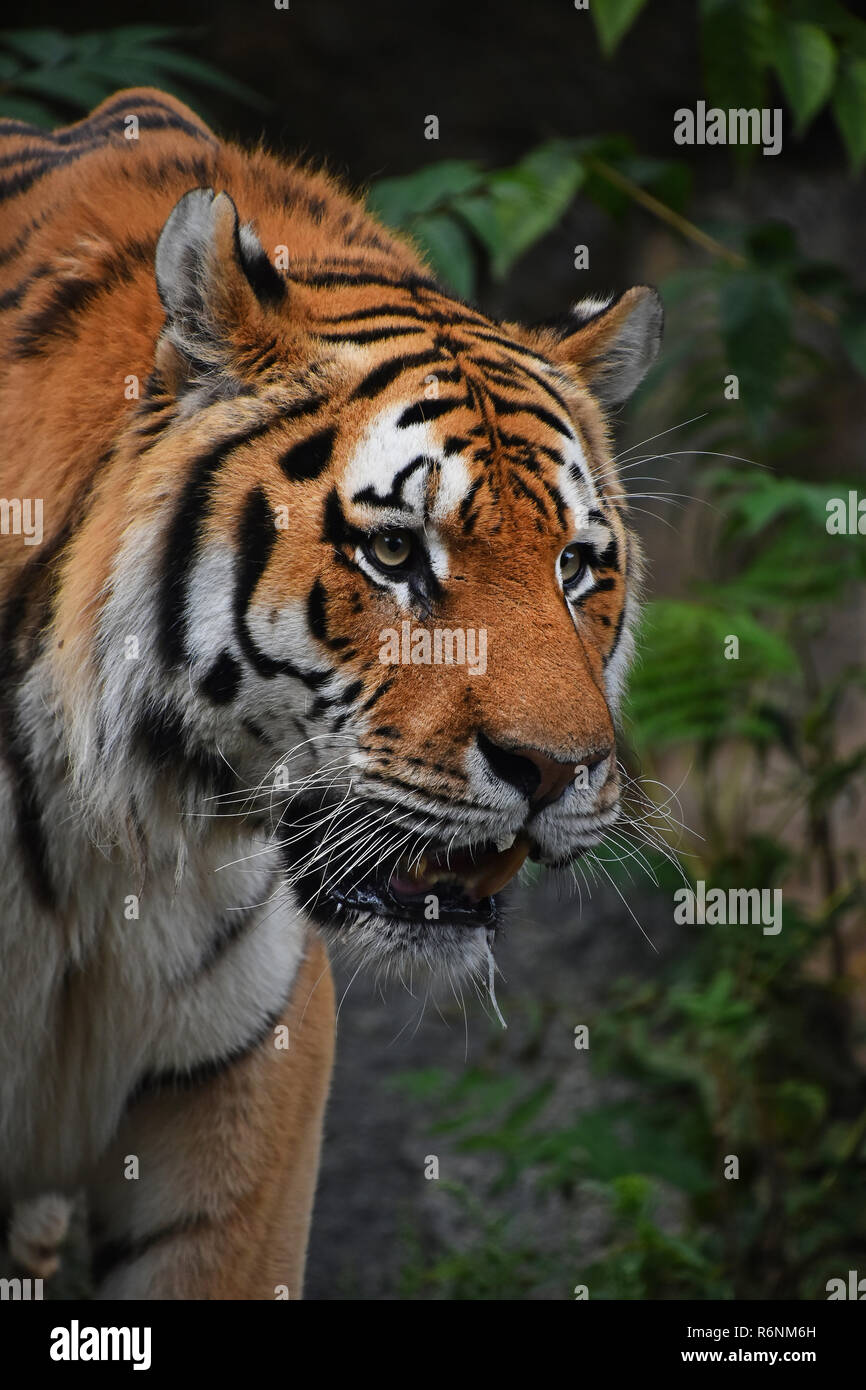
left=370, top=529, right=414, bottom=570
left=559, top=543, right=588, bottom=587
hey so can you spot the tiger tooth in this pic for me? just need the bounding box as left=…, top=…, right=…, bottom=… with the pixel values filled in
left=494, top=832, right=516, bottom=852
left=469, top=834, right=532, bottom=900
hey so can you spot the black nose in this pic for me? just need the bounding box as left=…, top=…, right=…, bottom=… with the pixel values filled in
left=477, top=732, right=609, bottom=809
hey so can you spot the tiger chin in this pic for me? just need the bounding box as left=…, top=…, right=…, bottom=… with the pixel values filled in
left=0, top=88, right=661, bottom=1298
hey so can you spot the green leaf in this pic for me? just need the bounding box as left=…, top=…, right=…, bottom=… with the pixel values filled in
left=710, top=468, right=838, bottom=536
left=773, top=21, right=836, bottom=132
left=367, top=161, right=482, bottom=228
left=619, top=155, right=692, bottom=213
left=0, top=28, right=72, bottom=64
left=0, top=27, right=265, bottom=124
left=11, top=66, right=118, bottom=110
left=745, top=220, right=799, bottom=271
left=699, top=0, right=773, bottom=114
left=409, top=213, right=476, bottom=298
left=626, top=599, right=797, bottom=750
left=123, top=45, right=266, bottom=108
left=92, top=25, right=190, bottom=45
left=833, top=57, right=866, bottom=170
left=0, top=93, right=55, bottom=125
left=717, top=270, right=791, bottom=431
left=453, top=143, right=584, bottom=279
left=0, top=53, right=23, bottom=80
left=590, top=0, right=649, bottom=57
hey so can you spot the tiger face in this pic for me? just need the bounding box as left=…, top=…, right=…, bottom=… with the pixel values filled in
left=76, top=188, right=661, bottom=978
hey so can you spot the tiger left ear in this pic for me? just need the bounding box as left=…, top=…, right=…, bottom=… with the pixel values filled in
left=538, top=285, right=663, bottom=408
left=154, top=187, right=285, bottom=379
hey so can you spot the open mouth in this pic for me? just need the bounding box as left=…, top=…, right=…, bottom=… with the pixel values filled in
left=331, top=833, right=533, bottom=927
left=284, top=802, right=533, bottom=932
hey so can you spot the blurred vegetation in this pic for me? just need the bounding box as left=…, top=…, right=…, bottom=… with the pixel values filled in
left=375, top=0, right=866, bottom=1299
left=0, top=25, right=264, bottom=126
left=2, top=0, right=864, bottom=1300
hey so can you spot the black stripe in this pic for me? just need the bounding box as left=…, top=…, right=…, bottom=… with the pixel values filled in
left=0, top=143, right=57, bottom=172
left=0, top=519, right=86, bottom=908
left=317, top=324, right=427, bottom=345
left=289, top=269, right=440, bottom=291
left=282, top=392, right=328, bottom=420
left=0, top=216, right=43, bottom=267
left=0, top=119, right=46, bottom=135
left=307, top=578, right=328, bottom=642
left=468, top=330, right=554, bottom=365
left=396, top=397, right=465, bottom=429
left=234, top=487, right=331, bottom=687
left=544, top=480, right=568, bottom=527
left=237, top=244, right=286, bottom=309
left=158, top=418, right=278, bottom=668
left=278, top=426, right=336, bottom=482
left=133, top=704, right=235, bottom=795
left=47, top=92, right=216, bottom=148
left=366, top=771, right=487, bottom=809
left=509, top=472, right=549, bottom=520
left=603, top=606, right=626, bottom=667
left=415, top=291, right=496, bottom=330
left=129, top=988, right=293, bottom=1106
left=185, top=892, right=272, bottom=983
left=0, top=268, right=47, bottom=312
left=91, top=1214, right=212, bottom=1287
left=470, top=353, right=573, bottom=416
left=352, top=453, right=430, bottom=509
left=11, top=236, right=155, bottom=357
left=199, top=650, right=242, bottom=704
left=312, top=303, right=426, bottom=325
left=360, top=677, right=395, bottom=713
left=0, top=112, right=213, bottom=203
left=350, top=348, right=442, bottom=401
left=0, top=149, right=86, bottom=202
left=484, top=389, right=574, bottom=438
left=503, top=433, right=565, bottom=468
left=458, top=475, right=484, bottom=525
left=507, top=360, right=575, bottom=416
left=596, top=538, right=619, bottom=571
left=321, top=486, right=364, bottom=551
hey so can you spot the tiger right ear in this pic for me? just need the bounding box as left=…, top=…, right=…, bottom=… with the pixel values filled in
left=538, top=286, right=663, bottom=409
left=154, top=187, right=285, bottom=380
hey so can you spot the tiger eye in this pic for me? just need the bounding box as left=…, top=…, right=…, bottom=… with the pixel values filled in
left=371, top=530, right=413, bottom=568
left=559, top=543, right=587, bottom=584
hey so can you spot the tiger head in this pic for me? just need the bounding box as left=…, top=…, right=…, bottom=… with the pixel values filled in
left=72, top=186, right=662, bottom=977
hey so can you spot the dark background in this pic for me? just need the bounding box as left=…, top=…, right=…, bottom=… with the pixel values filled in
left=5, top=0, right=864, bottom=1301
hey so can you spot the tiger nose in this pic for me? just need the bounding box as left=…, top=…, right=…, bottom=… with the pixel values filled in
left=477, top=733, right=611, bottom=809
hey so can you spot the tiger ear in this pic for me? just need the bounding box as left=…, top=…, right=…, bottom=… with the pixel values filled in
left=539, top=286, right=663, bottom=408
left=154, top=187, right=285, bottom=379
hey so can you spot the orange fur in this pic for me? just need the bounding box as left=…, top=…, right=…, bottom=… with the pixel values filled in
left=0, top=89, right=660, bottom=1298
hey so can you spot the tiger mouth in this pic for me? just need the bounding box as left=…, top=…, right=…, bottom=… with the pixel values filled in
left=331, top=834, right=532, bottom=927
left=288, top=817, right=533, bottom=930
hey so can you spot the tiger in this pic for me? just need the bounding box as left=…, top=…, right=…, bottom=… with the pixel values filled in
left=0, top=88, right=662, bottom=1299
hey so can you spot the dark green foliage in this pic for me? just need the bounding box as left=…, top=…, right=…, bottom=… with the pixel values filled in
left=0, top=26, right=264, bottom=127
left=1, top=12, right=862, bottom=1303
left=377, top=2, right=866, bottom=1302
